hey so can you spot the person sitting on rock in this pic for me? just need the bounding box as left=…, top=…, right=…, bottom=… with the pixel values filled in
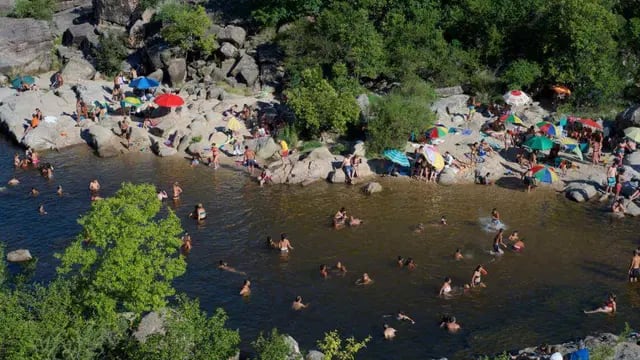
left=51, top=72, right=63, bottom=89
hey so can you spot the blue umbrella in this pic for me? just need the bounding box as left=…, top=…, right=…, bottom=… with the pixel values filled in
left=11, top=75, right=35, bottom=89
left=382, top=149, right=410, bottom=167
left=129, top=77, right=160, bottom=89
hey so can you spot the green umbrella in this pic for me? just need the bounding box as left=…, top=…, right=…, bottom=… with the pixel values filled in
left=524, top=136, right=554, bottom=151
left=11, top=75, right=35, bottom=89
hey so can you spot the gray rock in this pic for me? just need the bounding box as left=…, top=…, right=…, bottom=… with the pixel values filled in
left=220, top=59, right=236, bottom=76
left=613, top=340, right=640, bottom=360
left=210, top=131, right=228, bottom=147
left=128, top=19, right=146, bottom=48
left=6, top=249, right=32, bottom=262
left=219, top=42, right=238, bottom=59
left=0, top=17, right=54, bottom=74
left=0, top=0, right=15, bottom=13
left=363, top=181, right=382, bottom=194
left=87, top=125, right=123, bottom=157
left=231, top=55, right=259, bottom=86
left=141, top=8, right=155, bottom=23
left=434, top=86, right=464, bottom=97
left=167, top=58, right=186, bottom=87
left=624, top=151, right=640, bottom=173
left=93, top=0, right=138, bottom=26
left=624, top=200, right=640, bottom=217
left=128, top=126, right=151, bottom=151
left=329, top=169, right=346, bottom=183
left=283, top=335, right=300, bottom=356
left=617, top=104, right=640, bottom=130
left=305, top=350, right=325, bottom=360
left=153, top=143, right=178, bottom=157
left=62, top=23, right=98, bottom=50
left=216, top=25, right=246, bottom=48
left=256, top=137, right=279, bottom=159
left=133, top=311, right=165, bottom=343
left=438, top=167, right=457, bottom=186
left=565, top=182, right=598, bottom=202
left=352, top=141, right=366, bottom=157
left=206, top=86, right=224, bottom=101
left=356, top=93, right=370, bottom=118
left=61, top=56, right=96, bottom=81
left=147, top=69, right=164, bottom=83
left=145, top=40, right=173, bottom=71
left=430, top=94, right=469, bottom=123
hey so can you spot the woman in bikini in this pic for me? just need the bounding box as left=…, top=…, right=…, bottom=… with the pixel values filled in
left=210, top=143, right=220, bottom=169
left=471, top=265, right=487, bottom=288
left=439, top=277, right=453, bottom=296
left=584, top=293, right=616, bottom=314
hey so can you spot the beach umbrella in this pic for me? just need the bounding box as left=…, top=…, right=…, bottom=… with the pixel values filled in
left=524, top=136, right=554, bottom=151
left=552, top=85, right=571, bottom=96
left=503, top=90, right=531, bottom=106
left=559, top=137, right=578, bottom=146
left=226, top=116, right=243, bottom=132
left=569, top=145, right=583, bottom=161
left=501, top=114, right=524, bottom=125
left=11, top=75, right=35, bottom=89
left=383, top=149, right=410, bottom=167
left=129, top=77, right=160, bottom=89
left=154, top=94, right=184, bottom=108
left=536, top=121, right=560, bottom=137
left=578, top=118, right=602, bottom=130
left=425, top=125, right=448, bottom=139
left=531, top=165, right=560, bottom=183
left=423, top=146, right=445, bottom=170
left=624, top=127, right=640, bottom=143
left=123, top=97, right=143, bottom=106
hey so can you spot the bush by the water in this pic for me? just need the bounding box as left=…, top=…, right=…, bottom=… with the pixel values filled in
left=157, top=3, right=216, bottom=57
left=93, top=33, right=128, bottom=77
left=10, top=0, right=55, bottom=20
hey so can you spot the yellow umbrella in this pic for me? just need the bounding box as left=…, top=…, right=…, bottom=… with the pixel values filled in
left=423, top=146, right=445, bottom=170
left=624, top=127, right=640, bottom=143
left=226, top=116, right=242, bottom=132
left=559, top=137, right=578, bottom=145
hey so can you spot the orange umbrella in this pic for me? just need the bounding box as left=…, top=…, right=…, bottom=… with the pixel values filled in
left=552, top=85, right=571, bottom=96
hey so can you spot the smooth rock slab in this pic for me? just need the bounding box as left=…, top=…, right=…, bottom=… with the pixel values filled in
left=6, top=249, right=32, bottom=262
left=363, top=181, right=382, bottom=194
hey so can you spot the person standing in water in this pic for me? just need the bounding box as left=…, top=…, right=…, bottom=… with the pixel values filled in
left=471, top=265, right=487, bottom=288
left=334, top=261, right=348, bottom=275
left=57, top=185, right=63, bottom=196
left=279, top=233, right=294, bottom=252
left=292, top=296, right=308, bottom=311
left=629, top=250, right=640, bottom=282
left=181, top=235, right=192, bottom=254
left=89, top=179, right=100, bottom=196
left=172, top=182, right=183, bottom=201
left=439, top=277, right=453, bottom=296
left=38, top=204, right=47, bottom=215
left=320, top=264, right=329, bottom=278
left=440, top=316, right=461, bottom=333
left=491, top=208, right=500, bottom=225
left=356, top=273, right=373, bottom=285
left=492, top=229, right=507, bottom=254
left=454, top=248, right=464, bottom=260
left=383, top=324, right=397, bottom=340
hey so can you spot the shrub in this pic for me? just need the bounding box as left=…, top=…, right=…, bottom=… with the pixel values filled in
left=94, top=33, right=128, bottom=77
left=11, top=0, right=55, bottom=20
left=300, top=140, right=323, bottom=153
left=316, top=330, right=370, bottom=360
left=252, top=328, right=293, bottom=360
left=158, top=3, right=216, bottom=57
left=278, top=124, right=299, bottom=149
left=502, top=59, right=542, bottom=91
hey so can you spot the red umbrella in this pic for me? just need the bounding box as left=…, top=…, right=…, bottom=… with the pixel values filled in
left=578, top=118, right=602, bottom=130
left=154, top=94, right=184, bottom=108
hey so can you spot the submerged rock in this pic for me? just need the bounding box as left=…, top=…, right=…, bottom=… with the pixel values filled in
left=363, top=181, right=382, bottom=194
left=6, top=249, right=32, bottom=262
left=565, top=182, right=598, bottom=202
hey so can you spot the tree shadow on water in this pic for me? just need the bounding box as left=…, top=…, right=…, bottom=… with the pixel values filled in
left=580, top=260, right=623, bottom=281
left=495, top=176, right=524, bottom=191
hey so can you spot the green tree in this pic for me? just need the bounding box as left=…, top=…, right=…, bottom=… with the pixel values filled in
left=94, top=32, right=129, bottom=77
left=316, top=330, right=370, bottom=360
left=10, top=0, right=55, bottom=20
left=158, top=3, right=216, bottom=57
left=126, top=296, right=240, bottom=360
left=367, top=77, right=437, bottom=154
left=252, top=328, right=293, bottom=360
left=502, top=59, right=542, bottom=91
left=251, top=0, right=325, bottom=26
left=56, top=183, right=186, bottom=318
left=284, top=67, right=360, bottom=137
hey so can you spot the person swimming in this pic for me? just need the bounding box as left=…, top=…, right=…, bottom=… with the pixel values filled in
left=413, top=223, right=425, bottom=233
left=404, top=258, right=416, bottom=270
left=440, top=316, right=461, bottom=333
left=292, top=296, right=308, bottom=311
left=334, top=261, right=348, bottom=274
left=320, top=264, right=329, bottom=278
left=440, top=216, right=448, bottom=225
left=239, top=280, right=251, bottom=297
left=266, top=236, right=278, bottom=249
left=439, top=277, right=453, bottom=296
left=491, top=208, right=500, bottom=225
left=7, top=177, right=19, bottom=186
left=181, top=233, right=192, bottom=254
left=397, top=256, right=405, bottom=267
left=57, top=185, right=63, bottom=196
left=471, top=265, right=487, bottom=288
left=383, top=324, right=397, bottom=340
left=396, top=311, right=415, bottom=324
left=512, top=238, right=525, bottom=252
left=348, top=216, right=363, bottom=226
left=30, top=187, right=39, bottom=197
left=454, top=248, right=464, bottom=260
left=584, top=293, right=616, bottom=314
left=218, top=261, right=246, bottom=275
left=356, top=273, right=373, bottom=285
left=38, top=204, right=47, bottom=215
left=334, top=207, right=347, bottom=228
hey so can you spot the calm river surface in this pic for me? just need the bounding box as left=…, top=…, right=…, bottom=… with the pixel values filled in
left=1, top=137, right=640, bottom=359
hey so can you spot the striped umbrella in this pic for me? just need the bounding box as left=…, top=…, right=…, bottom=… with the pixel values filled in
left=536, top=121, right=560, bottom=137
left=578, top=118, right=602, bottom=130
left=531, top=165, right=560, bottom=183
left=524, top=136, right=554, bottom=151
left=503, top=90, right=531, bottom=106
left=500, top=114, right=524, bottom=125
left=383, top=149, right=410, bottom=167
left=425, top=125, right=448, bottom=139
left=423, top=146, right=445, bottom=170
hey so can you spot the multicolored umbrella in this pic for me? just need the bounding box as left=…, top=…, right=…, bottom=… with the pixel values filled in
left=531, top=165, right=560, bottom=183
left=500, top=114, right=524, bottom=125
left=578, top=118, right=602, bottom=130
left=559, top=137, right=578, bottom=146
left=624, top=127, right=640, bottom=143
left=11, top=75, right=35, bottom=89
left=154, top=94, right=184, bottom=108
left=423, top=146, right=445, bottom=170
left=226, top=116, right=243, bottom=132
left=123, top=97, right=142, bottom=106
left=536, top=121, right=560, bottom=137
left=503, top=90, right=531, bottom=106
left=129, top=77, right=160, bottom=89
left=383, top=149, right=410, bottom=167
left=524, top=136, right=554, bottom=151
left=425, top=125, right=448, bottom=139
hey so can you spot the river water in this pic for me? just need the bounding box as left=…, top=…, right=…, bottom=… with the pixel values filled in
left=1, top=137, right=639, bottom=359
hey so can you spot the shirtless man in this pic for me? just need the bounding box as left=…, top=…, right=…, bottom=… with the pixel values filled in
left=440, top=316, right=461, bottom=333
left=56, top=185, right=63, bottom=196
left=397, top=311, right=415, bottom=324
left=292, top=296, right=308, bottom=311
left=605, top=162, right=618, bottom=194
left=181, top=235, right=192, bottom=254
left=172, top=182, right=183, bottom=200
left=30, top=187, right=39, bottom=197
left=454, top=248, right=464, bottom=260
left=629, top=250, right=640, bottom=282
left=334, top=207, right=347, bottom=228
left=348, top=216, right=363, bottom=226
left=279, top=233, right=294, bottom=252
left=38, top=204, right=47, bottom=215
left=492, top=228, right=507, bottom=254
left=218, top=261, right=246, bottom=275
left=243, top=146, right=257, bottom=174
left=383, top=324, right=397, bottom=340
left=356, top=273, right=373, bottom=285
left=405, top=258, right=416, bottom=270
left=89, top=179, right=100, bottom=193
left=612, top=199, right=625, bottom=214
left=334, top=261, right=347, bottom=274
left=239, top=280, right=251, bottom=297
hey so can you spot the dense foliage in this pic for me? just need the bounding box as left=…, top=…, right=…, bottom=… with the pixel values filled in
left=157, top=3, right=217, bottom=57
left=10, top=0, right=55, bottom=20
left=94, top=33, right=129, bottom=77
left=317, top=330, right=371, bottom=360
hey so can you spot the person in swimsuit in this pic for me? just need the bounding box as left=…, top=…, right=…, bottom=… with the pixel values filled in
left=334, top=207, right=347, bottom=228
left=439, top=277, right=453, bottom=296
left=172, top=182, right=183, bottom=200
left=356, top=273, right=373, bottom=285
left=89, top=179, right=100, bottom=194
left=292, top=296, right=308, bottom=311
left=440, top=216, right=448, bottom=225
left=454, top=248, right=464, bottom=260
left=243, top=146, right=257, bottom=174
left=404, top=258, right=416, bottom=270
left=508, top=231, right=519, bottom=242
left=13, top=153, right=20, bottom=168
left=218, top=261, right=246, bottom=275
left=396, top=311, right=415, bottom=324
left=342, top=155, right=354, bottom=183
left=57, top=185, right=63, bottom=196
left=440, top=316, right=461, bottom=333
left=279, top=233, right=294, bottom=252
left=210, top=143, right=220, bottom=169
left=157, top=190, right=168, bottom=201
left=491, top=208, right=500, bottom=225
left=383, top=324, right=397, bottom=340
left=239, top=280, right=251, bottom=297
left=612, top=199, right=625, bottom=214
left=605, top=163, right=617, bottom=194
left=348, top=216, right=363, bottom=226
left=320, top=264, right=329, bottom=278
left=334, top=261, right=347, bottom=274
left=471, top=265, right=487, bottom=288
left=512, top=238, right=525, bottom=252
left=190, top=203, right=207, bottom=220
left=584, top=293, right=616, bottom=314
left=492, top=228, right=506, bottom=254
left=7, top=178, right=20, bottom=186
left=181, top=235, right=192, bottom=254
left=629, top=250, right=640, bottom=282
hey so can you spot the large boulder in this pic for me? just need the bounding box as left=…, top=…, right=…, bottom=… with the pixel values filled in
left=147, top=69, right=164, bottom=83
left=305, top=350, right=325, bottom=360
left=216, top=25, right=246, bottom=48
left=329, top=169, right=346, bottom=184
left=617, top=104, right=640, bottom=130
left=624, top=200, right=640, bottom=217
left=565, top=182, right=598, bottom=202
left=438, top=167, right=457, bottom=186
left=61, top=56, right=96, bottom=81
left=256, top=137, right=279, bottom=159
left=363, top=181, right=382, bottom=194
left=435, top=85, right=464, bottom=97
left=145, top=40, right=173, bottom=71
left=133, top=311, right=165, bottom=343
left=128, top=19, right=146, bottom=48
left=219, top=42, right=238, bottom=59
left=153, top=142, right=178, bottom=157
left=62, top=23, right=98, bottom=50
left=87, top=125, right=123, bottom=157
left=167, top=58, right=187, bottom=87
left=270, top=146, right=335, bottom=185
left=0, top=17, right=54, bottom=73
left=0, top=0, right=15, bottom=13
left=352, top=141, right=366, bottom=157
left=430, top=94, right=469, bottom=123
left=283, top=335, right=300, bottom=358
left=256, top=43, right=284, bottom=87
left=356, top=93, right=370, bottom=119
left=624, top=151, right=640, bottom=173
left=6, top=249, right=32, bottom=262
left=231, top=55, right=259, bottom=87
left=93, top=0, right=139, bottom=26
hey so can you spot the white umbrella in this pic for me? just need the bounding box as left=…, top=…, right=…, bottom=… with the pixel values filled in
left=503, top=90, right=532, bottom=106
